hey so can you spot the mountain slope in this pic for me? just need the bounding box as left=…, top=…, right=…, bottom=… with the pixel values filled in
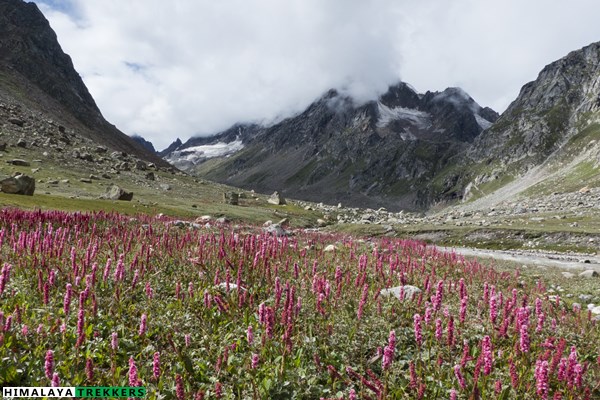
left=165, top=83, right=497, bottom=211
left=0, top=0, right=168, bottom=167
left=454, top=41, right=600, bottom=205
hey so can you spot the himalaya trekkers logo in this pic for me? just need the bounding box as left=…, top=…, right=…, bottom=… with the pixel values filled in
left=2, top=386, right=146, bottom=398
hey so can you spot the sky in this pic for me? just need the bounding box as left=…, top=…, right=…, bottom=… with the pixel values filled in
left=33, top=0, right=600, bottom=150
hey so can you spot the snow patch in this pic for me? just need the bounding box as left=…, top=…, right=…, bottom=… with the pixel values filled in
left=475, top=114, right=493, bottom=130
left=376, top=102, right=431, bottom=129
left=165, top=138, right=244, bottom=168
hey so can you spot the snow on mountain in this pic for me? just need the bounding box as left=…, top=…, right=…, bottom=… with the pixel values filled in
left=376, top=102, right=432, bottom=129
left=165, top=138, right=244, bottom=168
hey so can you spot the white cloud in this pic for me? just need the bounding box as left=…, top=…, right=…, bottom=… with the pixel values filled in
left=34, top=0, right=600, bottom=150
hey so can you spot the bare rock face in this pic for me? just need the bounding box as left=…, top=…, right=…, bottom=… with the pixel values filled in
left=0, top=174, right=35, bottom=195
left=103, top=185, right=133, bottom=201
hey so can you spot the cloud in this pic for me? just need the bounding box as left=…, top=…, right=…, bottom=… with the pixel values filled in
left=34, top=0, right=600, bottom=150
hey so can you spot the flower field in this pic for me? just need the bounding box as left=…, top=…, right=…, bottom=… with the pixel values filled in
left=0, top=209, right=598, bottom=399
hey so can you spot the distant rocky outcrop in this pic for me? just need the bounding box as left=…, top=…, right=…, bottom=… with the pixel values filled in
left=131, top=135, right=156, bottom=154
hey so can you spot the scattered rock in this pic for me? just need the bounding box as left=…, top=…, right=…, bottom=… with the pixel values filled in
left=8, top=118, right=24, bottom=127
left=268, top=191, right=286, bottom=205
left=103, top=185, right=133, bottom=201
left=380, top=285, right=422, bottom=301
left=263, top=223, right=287, bottom=236
left=278, top=218, right=289, bottom=227
left=0, top=174, right=35, bottom=195
left=8, top=159, right=30, bottom=166
left=223, top=192, right=239, bottom=205
left=196, top=215, right=212, bottom=223
left=578, top=270, right=599, bottom=279
left=135, top=160, right=147, bottom=171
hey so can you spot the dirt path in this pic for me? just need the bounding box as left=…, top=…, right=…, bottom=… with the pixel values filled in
left=438, top=246, right=600, bottom=272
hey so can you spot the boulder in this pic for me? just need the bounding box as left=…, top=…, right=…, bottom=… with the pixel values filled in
left=578, top=270, right=599, bottom=279
left=135, top=160, right=147, bottom=170
left=0, top=174, right=35, bottom=195
left=380, top=285, right=422, bottom=301
left=103, top=185, right=133, bottom=201
left=268, top=191, right=286, bottom=205
left=8, top=118, right=24, bottom=127
left=8, top=159, right=30, bottom=166
left=263, top=223, right=287, bottom=236
left=223, top=192, right=239, bottom=205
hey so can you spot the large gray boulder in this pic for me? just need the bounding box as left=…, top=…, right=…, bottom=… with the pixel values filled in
left=103, top=185, right=133, bottom=201
left=1, top=174, right=35, bottom=195
left=268, top=191, right=286, bottom=205
left=380, top=285, right=422, bottom=301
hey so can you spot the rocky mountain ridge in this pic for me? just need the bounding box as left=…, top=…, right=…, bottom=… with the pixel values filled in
left=164, top=83, right=498, bottom=211
left=0, top=0, right=168, bottom=167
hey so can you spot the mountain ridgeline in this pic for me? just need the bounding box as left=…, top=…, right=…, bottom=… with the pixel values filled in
left=165, top=84, right=499, bottom=210
left=164, top=41, right=600, bottom=211
left=0, top=0, right=168, bottom=167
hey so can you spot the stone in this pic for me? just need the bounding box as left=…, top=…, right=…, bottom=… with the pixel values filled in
left=317, top=218, right=328, bottom=227
left=79, top=153, right=94, bottom=162
left=89, top=174, right=100, bottom=180
left=278, top=218, right=290, bottom=227
left=263, top=223, right=287, bottom=236
left=96, top=146, right=108, bottom=153
left=561, top=272, right=575, bottom=279
left=79, top=178, right=92, bottom=183
left=101, top=173, right=112, bottom=179
left=591, top=306, right=600, bottom=315
left=145, top=172, right=155, bottom=181
left=223, top=192, right=239, bottom=205
left=159, top=183, right=171, bottom=191
left=103, top=185, right=133, bottom=201
left=135, top=160, right=147, bottom=170
left=268, top=191, right=286, bottom=205
left=578, top=270, right=599, bottom=278
left=0, top=143, right=6, bottom=152
left=0, top=174, right=35, bottom=195
left=196, top=215, right=212, bottom=223
left=380, top=285, right=422, bottom=301
left=8, top=118, right=24, bottom=127
left=216, top=217, right=229, bottom=224
left=8, top=159, right=30, bottom=166
left=323, top=244, right=337, bottom=252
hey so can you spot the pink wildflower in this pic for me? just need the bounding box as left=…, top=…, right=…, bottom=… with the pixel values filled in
left=454, top=364, right=466, bottom=389
left=51, top=372, right=60, bottom=387
left=44, top=350, right=54, bottom=379
left=535, top=360, right=549, bottom=400
left=139, top=313, right=147, bottom=336
left=413, top=314, right=423, bottom=347
left=153, top=352, right=161, bottom=381
left=482, top=336, right=493, bottom=375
